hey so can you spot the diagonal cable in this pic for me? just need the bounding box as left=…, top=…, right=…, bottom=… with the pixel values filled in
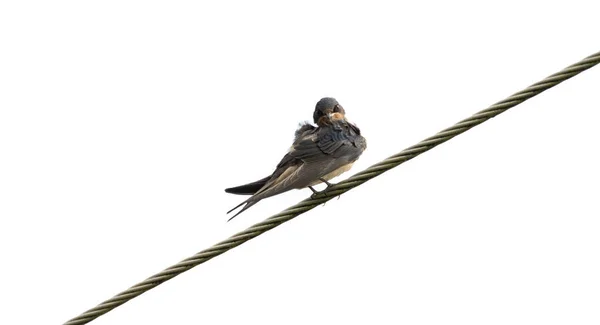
left=64, top=51, right=600, bottom=325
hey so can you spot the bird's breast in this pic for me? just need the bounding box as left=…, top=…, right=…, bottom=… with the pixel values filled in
left=308, top=162, right=355, bottom=186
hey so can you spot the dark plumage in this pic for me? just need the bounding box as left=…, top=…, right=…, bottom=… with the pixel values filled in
left=225, top=97, right=366, bottom=221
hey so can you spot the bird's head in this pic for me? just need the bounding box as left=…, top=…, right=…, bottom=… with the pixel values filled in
left=313, top=97, right=346, bottom=125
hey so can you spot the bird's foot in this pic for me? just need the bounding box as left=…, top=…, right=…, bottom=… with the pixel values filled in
left=310, top=180, right=338, bottom=199
left=310, top=179, right=340, bottom=200
left=319, top=178, right=342, bottom=200
left=309, top=186, right=329, bottom=200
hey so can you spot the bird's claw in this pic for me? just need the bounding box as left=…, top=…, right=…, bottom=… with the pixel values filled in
left=310, top=191, right=328, bottom=199
left=310, top=180, right=339, bottom=200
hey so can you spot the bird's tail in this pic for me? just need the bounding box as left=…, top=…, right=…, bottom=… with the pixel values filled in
left=225, top=176, right=270, bottom=195
left=226, top=200, right=259, bottom=222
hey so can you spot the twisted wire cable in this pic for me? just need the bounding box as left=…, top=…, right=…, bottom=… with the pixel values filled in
left=64, top=51, right=600, bottom=325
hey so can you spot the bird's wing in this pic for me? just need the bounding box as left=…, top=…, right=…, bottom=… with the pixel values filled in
left=226, top=125, right=319, bottom=219
left=262, top=122, right=365, bottom=192
left=316, top=123, right=365, bottom=158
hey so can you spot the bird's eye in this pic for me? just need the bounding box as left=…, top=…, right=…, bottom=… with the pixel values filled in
left=333, top=105, right=340, bottom=112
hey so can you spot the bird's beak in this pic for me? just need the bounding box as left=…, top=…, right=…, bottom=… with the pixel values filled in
left=328, top=112, right=345, bottom=121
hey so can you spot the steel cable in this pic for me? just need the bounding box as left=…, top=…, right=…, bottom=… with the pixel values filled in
left=64, top=51, right=600, bottom=325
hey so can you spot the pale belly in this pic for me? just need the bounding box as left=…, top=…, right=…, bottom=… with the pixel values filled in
left=308, top=162, right=354, bottom=186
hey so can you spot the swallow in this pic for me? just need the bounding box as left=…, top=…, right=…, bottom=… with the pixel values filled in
left=225, top=97, right=367, bottom=221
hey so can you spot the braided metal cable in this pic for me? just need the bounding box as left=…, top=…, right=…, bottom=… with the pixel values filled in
left=64, top=51, right=600, bottom=325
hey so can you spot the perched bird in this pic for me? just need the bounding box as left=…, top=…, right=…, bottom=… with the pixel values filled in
left=225, top=97, right=367, bottom=221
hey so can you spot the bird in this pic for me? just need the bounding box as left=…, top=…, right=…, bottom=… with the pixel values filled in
left=225, top=97, right=367, bottom=221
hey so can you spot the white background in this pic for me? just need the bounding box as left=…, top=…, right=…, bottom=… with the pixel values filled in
left=1, top=1, right=599, bottom=324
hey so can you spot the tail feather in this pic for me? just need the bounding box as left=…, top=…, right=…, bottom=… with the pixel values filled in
left=226, top=200, right=248, bottom=215
left=227, top=200, right=258, bottom=222
left=225, top=176, right=270, bottom=221
left=225, top=176, right=270, bottom=195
